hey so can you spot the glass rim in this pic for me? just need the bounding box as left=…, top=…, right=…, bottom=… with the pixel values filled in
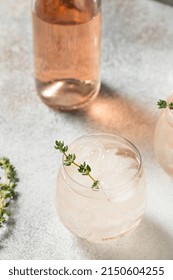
left=166, top=95, right=173, bottom=126
left=62, top=133, right=143, bottom=190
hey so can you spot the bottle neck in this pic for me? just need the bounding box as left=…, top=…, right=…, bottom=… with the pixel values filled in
left=32, top=0, right=101, bottom=25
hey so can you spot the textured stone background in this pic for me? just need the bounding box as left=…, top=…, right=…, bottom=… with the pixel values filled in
left=0, top=0, right=173, bottom=259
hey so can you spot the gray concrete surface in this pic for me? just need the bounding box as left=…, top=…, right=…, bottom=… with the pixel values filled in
left=0, top=0, right=173, bottom=259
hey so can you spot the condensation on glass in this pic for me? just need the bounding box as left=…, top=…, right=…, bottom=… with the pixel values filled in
left=32, top=0, right=101, bottom=110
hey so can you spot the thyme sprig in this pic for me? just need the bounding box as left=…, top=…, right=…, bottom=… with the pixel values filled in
left=157, top=100, right=173, bottom=109
left=0, top=157, right=19, bottom=227
left=54, top=141, right=99, bottom=190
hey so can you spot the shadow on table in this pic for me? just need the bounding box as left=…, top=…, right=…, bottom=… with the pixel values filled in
left=67, top=83, right=156, bottom=152
left=154, top=0, right=173, bottom=6
left=76, top=216, right=173, bottom=260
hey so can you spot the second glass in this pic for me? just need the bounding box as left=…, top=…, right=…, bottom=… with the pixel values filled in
left=32, top=0, right=101, bottom=110
left=154, top=95, right=173, bottom=177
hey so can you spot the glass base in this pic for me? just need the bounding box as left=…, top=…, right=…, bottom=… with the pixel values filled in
left=100, top=217, right=142, bottom=243
left=36, top=78, right=100, bottom=111
left=62, top=216, right=143, bottom=244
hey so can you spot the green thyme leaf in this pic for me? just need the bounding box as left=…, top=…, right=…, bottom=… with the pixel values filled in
left=157, top=100, right=167, bottom=109
left=169, top=102, right=173, bottom=109
left=78, top=162, right=91, bottom=175
left=64, top=154, right=76, bottom=166
left=157, top=99, right=173, bottom=109
left=0, top=157, right=19, bottom=227
left=92, top=180, right=99, bottom=189
left=54, top=141, right=68, bottom=153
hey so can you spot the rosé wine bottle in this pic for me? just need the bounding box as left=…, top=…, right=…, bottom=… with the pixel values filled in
left=32, top=0, right=101, bottom=110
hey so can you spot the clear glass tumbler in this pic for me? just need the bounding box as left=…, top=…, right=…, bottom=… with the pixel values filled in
left=154, top=95, right=173, bottom=177
left=32, top=0, right=101, bottom=110
left=56, top=133, right=146, bottom=243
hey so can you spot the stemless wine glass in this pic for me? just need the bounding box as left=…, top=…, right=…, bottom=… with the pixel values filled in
left=32, top=0, right=101, bottom=111
left=154, top=95, right=173, bottom=177
left=56, top=133, right=146, bottom=243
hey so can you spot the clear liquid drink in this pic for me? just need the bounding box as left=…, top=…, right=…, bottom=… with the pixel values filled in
left=56, top=134, right=146, bottom=243
left=154, top=96, right=173, bottom=177
left=32, top=0, right=101, bottom=110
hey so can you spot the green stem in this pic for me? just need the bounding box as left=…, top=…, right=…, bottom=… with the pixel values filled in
left=72, top=161, right=80, bottom=168
left=88, top=173, right=96, bottom=183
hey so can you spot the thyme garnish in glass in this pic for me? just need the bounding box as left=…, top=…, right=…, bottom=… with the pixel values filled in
left=54, top=141, right=99, bottom=189
left=157, top=99, right=173, bottom=109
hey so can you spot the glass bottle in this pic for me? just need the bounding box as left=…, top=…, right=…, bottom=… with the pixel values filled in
left=32, top=0, right=101, bottom=111
left=56, top=133, right=146, bottom=243
left=154, top=95, right=173, bottom=177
